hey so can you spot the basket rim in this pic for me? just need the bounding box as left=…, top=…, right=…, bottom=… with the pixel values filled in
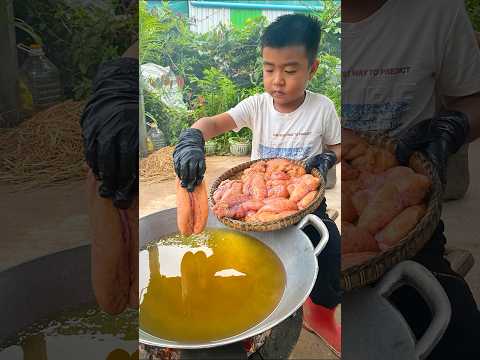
left=208, top=157, right=326, bottom=232
left=340, top=132, right=443, bottom=291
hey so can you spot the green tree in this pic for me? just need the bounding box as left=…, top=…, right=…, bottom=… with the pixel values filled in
left=15, top=0, right=137, bottom=99
left=466, top=0, right=480, bottom=30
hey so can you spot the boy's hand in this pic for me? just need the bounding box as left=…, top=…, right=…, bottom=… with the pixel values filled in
left=81, top=57, right=139, bottom=209
left=305, top=150, right=337, bottom=181
left=395, top=111, right=470, bottom=186
left=173, top=128, right=206, bottom=192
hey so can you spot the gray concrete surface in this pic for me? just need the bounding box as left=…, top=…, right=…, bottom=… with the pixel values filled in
left=442, top=140, right=480, bottom=303
left=0, top=181, right=89, bottom=271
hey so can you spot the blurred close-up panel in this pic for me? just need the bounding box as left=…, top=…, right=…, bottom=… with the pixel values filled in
left=341, top=0, right=480, bottom=359
left=0, top=0, right=139, bottom=359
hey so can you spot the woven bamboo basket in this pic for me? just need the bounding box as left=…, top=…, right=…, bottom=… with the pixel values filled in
left=208, top=158, right=325, bottom=232
left=341, top=133, right=443, bottom=291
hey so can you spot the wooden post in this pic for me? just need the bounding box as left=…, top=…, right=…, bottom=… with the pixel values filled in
left=0, top=0, right=20, bottom=127
left=139, top=77, right=148, bottom=158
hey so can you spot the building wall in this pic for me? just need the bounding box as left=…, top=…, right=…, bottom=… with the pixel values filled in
left=188, top=4, right=295, bottom=33
left=230, top=8, right=263, bottom=29
left=261, top=9, right=294, bottom=24
left=188, top=2, right=230, bottom=33
left=145, top=1, right=325, bottom=34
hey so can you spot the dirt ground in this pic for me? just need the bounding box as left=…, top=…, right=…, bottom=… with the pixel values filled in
left=0, top=181, right=90, bottom=271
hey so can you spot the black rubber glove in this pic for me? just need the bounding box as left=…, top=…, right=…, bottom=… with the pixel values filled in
left=173, top=128, right=206, bottom=192
left=305, top=150, right=337, bottom=181
left=395, top=111, right=470, bottom=186
left=80, top=57, right=139, bottom=209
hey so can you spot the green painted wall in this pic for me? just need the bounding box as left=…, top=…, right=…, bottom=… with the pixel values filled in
left=230, top=8, right=262, bottom=29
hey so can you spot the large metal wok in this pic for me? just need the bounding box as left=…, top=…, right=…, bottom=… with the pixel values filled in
left=0, top=246, right=94, bottom=343
left=139, top=208, right=329, bottom=349
left=0, top=245, right=138, bottom=358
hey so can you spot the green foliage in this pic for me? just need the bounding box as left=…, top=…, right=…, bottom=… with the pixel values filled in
left=139, top=2, right=266, bottom=94
left=211, top=128, right=253, bottom=155
left=140, top=1, right=207, bottom=81
left=308, top=53, right=341, bottom=112
left=466, top=0, right=480, bottom=31
left=188, top=68, right=255, bottom=154
left=229, top=137, right=250, bottom=144
left=143, top=91, right=193, bottom=145
left=14, top=0, right=137, bottom=100
left=308, top=0, right=341, bottom=112
left=198, top=18, right=267, bottom=89
left=190, top=68, right=241, bottom=117
left=313, top=0, right=341, bottom=57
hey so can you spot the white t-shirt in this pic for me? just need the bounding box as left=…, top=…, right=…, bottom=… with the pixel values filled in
left=342, top=0, right=480, bottom=136
left=227, top=90, right=341, bottom=161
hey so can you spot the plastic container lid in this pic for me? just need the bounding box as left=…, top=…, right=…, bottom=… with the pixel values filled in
left=29, top=44, right=44, bottom=56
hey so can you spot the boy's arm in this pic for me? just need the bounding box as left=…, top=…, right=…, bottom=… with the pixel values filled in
left=192, top=113, right=237, bottom=140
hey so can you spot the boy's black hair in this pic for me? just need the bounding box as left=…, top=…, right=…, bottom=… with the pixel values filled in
left=261, top=14, right=321, bottom=65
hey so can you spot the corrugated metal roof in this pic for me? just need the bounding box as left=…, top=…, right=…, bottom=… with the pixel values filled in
left=147, top=0, right=189, bottom=15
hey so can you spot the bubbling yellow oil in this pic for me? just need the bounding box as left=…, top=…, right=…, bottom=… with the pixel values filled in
left=139, top=228, right=286, bottom=342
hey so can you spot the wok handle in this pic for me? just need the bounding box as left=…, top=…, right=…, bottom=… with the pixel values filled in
left=296, top=214, right=329, bottom=256
left=375, top=261, right=451, bottom=360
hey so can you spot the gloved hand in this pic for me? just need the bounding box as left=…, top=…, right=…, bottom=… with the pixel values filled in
left=305, top=150, right=337, bottom=181
left=395, top=111, right=470, bottom=185
left=80, top=57, right=139, bottom=209
left=173, top=128, right=206, bottom=192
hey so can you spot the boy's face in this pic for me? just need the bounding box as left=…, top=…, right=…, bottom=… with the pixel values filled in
left=262, top=46, right=318, bottom=111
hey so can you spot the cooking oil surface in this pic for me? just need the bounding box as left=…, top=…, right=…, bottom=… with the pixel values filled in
left=0, top=306, right=138, bottom=359
left=139, top=228, right=286, bottom=342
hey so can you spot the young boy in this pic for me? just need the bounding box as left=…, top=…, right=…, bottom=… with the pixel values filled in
left=173, top=14, right=342, bottom=355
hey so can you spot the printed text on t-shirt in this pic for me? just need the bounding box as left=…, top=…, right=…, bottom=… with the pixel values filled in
left=342, top=67, right=410, bottom=79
